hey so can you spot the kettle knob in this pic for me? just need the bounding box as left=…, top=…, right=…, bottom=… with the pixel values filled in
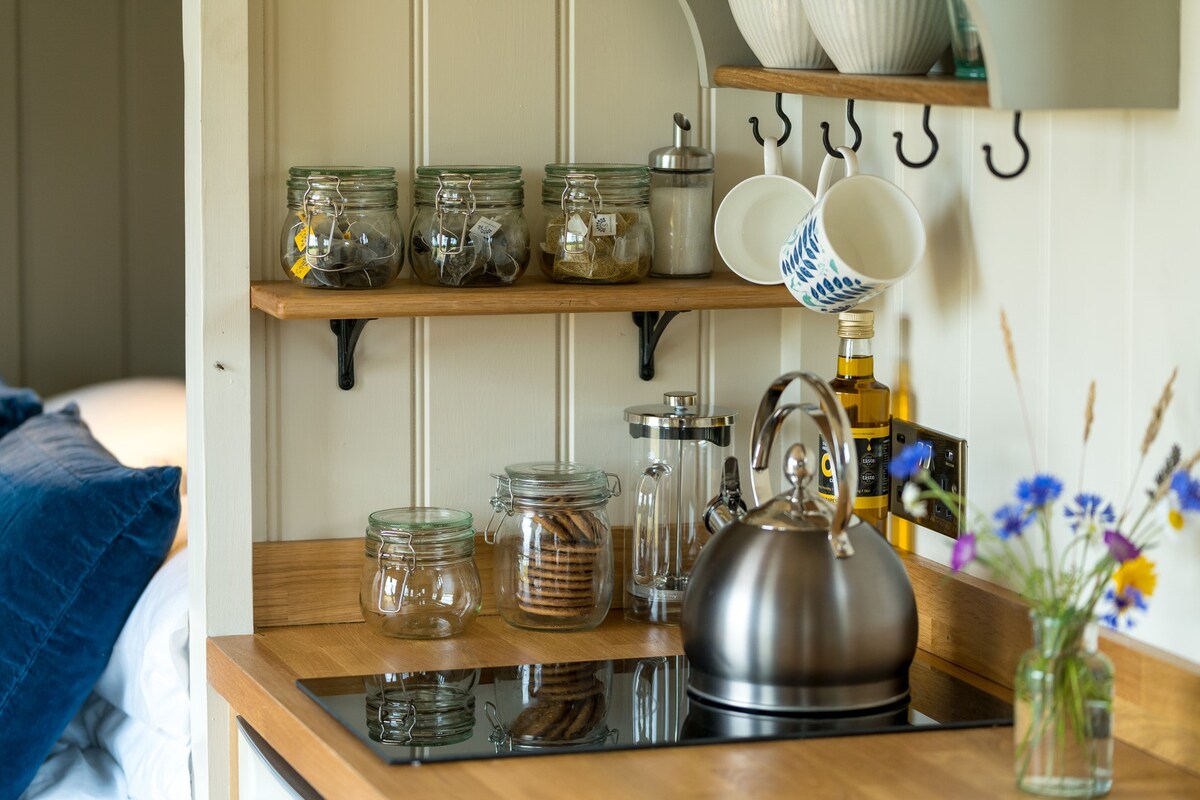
left=749, top=372, right=858, bottom=558
left=662, top=391, right=697, bottom=408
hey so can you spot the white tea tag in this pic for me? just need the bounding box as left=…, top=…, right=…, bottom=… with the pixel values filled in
left=592, top=212, right=617, bottom=237
left=470, top=216, right=502, bottom=240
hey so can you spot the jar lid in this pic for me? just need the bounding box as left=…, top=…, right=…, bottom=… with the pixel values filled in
left=415, top=165, right=522, bottom=184
left=497, top=461, right=617, bottom=501
left=649, top=113, right=714, bottom=172
left=541, top=164, right=650, bottom=204
left=367, top=507, right=474, bottom=544
left=287, top=166, right=398, bottom=209
left=287, top=165, right=397, bottom=188
left=624, top=390, right=737, bottom=430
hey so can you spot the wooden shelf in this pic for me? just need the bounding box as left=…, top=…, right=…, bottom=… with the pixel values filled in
left=714, top=65, right=989, bottom=108
left=250, top=272, right=796, bottom=321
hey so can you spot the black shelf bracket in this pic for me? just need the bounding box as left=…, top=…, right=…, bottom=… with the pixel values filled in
left=632, top=310, right=688, bottom=381
left=330, top=318, right=375, bottom=390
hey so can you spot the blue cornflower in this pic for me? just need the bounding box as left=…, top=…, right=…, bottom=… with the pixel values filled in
left=992, top=504, right=1032, bottom=539
left=890, top=440, right=932, bottom=480
left=1100, top=586, right=1147, bottom=630
left=1063, top=492, right=1116, bottom=531
left=1016, top=474, right=1064, bottom=508
left=1168, top=470, right=1200, bottom=530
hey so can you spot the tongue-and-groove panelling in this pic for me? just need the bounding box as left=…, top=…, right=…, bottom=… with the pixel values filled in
left=252, top=1, right=786, bottom=543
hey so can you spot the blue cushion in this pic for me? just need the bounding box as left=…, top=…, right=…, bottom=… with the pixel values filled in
left=0, top=377, right=41, bottom=438
left=0, top=406, right=181, bottom=797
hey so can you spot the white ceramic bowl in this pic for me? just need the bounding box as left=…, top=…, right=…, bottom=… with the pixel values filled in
left=728, top=0, right=833, bottom=70
left=801, top=0, right=951, bottom=75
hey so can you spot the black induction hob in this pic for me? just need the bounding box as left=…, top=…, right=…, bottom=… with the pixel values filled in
left=296, top=653, right=1011, bottom=766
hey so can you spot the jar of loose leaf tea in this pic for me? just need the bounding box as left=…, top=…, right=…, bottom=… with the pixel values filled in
left=409, top=166, right=530, bottom=287
left=540, top=164, right=654, bottom=283
left=280, top=166, right=404, bottom=289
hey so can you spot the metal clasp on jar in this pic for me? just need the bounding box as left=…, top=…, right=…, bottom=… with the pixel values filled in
left=559, top=172, right=603, bottom=263
left=483, top=474, right=515, bottom=545
left=433, top=172, right=477, bottom=261
left=375, top=529, right=417, bottom=612
left=301, top=173, right=346, bottom=267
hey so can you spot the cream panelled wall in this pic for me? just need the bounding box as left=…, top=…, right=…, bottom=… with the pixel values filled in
left=243, top=1, right=1198, bottom=663
left=247, top=2, right=783, bottom=542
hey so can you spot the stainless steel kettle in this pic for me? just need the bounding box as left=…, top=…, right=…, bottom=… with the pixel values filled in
left=681, top=371, right=918, bottom=713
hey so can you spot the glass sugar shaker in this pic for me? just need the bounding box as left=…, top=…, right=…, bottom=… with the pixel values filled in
left=648, top=113, right=714, bottom=278
left=485, top=461, right=621, bottom=632
left=360, top=507, right=482, bottom=639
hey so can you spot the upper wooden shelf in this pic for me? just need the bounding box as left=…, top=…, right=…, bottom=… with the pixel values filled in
left=713, top=66, right=988, bottom=109
left=250, top=272, right=796, bottom=321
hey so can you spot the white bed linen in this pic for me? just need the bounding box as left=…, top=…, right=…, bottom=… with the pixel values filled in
left=21, top=550, right=191, bottom=800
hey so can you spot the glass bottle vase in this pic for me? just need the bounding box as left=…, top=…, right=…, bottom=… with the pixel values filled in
left=1013, top=612, right=1115, bottom=797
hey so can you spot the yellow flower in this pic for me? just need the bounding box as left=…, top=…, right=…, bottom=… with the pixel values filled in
left=1113, top=555, right=1158, bottom=599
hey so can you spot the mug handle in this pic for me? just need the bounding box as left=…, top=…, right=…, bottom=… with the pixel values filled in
left=816, top=146, right=858, bottom=199
left=762, top=136, right=780, bottom=176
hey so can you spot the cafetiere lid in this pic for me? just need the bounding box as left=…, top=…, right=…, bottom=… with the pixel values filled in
left=624, top=391, right=736, bottom=443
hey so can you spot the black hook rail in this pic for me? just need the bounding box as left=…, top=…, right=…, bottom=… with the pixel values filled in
left=820, top=99, right=862, bottom=159
left=893, top=105, right=939, bottom=169
left=748, top=93, right=791, bottom=147
left=983, top=111, right=1029, bottom=179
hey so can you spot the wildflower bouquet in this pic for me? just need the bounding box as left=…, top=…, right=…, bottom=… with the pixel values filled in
left=890, top=311, right=1199, bottom=798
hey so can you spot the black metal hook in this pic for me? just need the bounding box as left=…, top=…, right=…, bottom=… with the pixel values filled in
left=983, top=111, right=1030, bottom=180
left=893, top=105, right=939, bottom=169
left=820, top=99, right=862, bottom=159
left=748, top=93, right=791, bottom=147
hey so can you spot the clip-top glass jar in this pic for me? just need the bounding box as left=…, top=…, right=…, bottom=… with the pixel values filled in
left=485, top=462, right=621, bottom=631
left=280, top=166, right=404, bottom=289
left=360, top=507, right=481, bottom=639
left=365, top=669, right=480, bottom=748
left=409, top=166, right=530, bottom=287
left=540, top=164, right=653, bottom=283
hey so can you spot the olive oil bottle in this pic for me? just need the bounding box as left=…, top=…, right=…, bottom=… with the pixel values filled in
left=818, top=309, right=891, bottom=534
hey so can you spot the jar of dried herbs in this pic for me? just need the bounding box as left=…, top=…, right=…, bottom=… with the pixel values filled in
left=540, top=164, right=654, bottom=283
left=280, top=166, right=404, bottom=289
left=409, top=166, right=530, bottom=287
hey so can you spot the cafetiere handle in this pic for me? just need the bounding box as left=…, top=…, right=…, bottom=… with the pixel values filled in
left=750, top=371, right=858, bottom=558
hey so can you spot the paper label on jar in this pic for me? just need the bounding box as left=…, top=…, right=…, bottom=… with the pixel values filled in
left=470, top=216, right=502, bottom=240
left=293, top=225, right=310, bottom=251
left=592, top=212, right=617, bottom=237
left=290, top=256, right=312, bottom=280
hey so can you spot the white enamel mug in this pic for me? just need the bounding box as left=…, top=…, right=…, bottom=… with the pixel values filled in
left=714, top=136, right=816, bottom=285
left=779, top=147, right=924, bottom=312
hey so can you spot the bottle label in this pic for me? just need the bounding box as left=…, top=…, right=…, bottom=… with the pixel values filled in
left=817, top=424, right=891, bottom=510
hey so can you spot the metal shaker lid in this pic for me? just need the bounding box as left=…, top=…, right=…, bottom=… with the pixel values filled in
left=649, top=113, right=714, bottom=173
left=624, top=390, right=737, bottom=433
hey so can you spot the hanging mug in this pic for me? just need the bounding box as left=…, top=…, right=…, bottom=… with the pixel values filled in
left=779, top=147, right=924, bottom=313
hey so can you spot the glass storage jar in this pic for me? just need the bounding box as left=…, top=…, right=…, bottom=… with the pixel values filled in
left=540, top=164, right=653, bottom=283
left=409, top=166, right=530, bottom=287
left=360, top=507, right=481, bottom=639
left=485, top=462, right=621, bottom=631
left=280, top=166, right=404, bottom=289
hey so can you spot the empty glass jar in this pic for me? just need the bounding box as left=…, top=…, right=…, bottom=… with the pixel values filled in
left=280, top=166, right=404, bottom=289
left=409, top=166, right=530, bottom=287
left=540, top=164, right=653, bottom=283
left=365, top=669, right=480, bottom=748
left=485, top=462, right=621, bottom=631
left=360, top=507, right=481, bottom=639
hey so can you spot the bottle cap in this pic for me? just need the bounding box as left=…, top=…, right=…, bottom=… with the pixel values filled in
left=838, top=309, right=874, bottom=339
left=649, top=113, right=714, bottom=173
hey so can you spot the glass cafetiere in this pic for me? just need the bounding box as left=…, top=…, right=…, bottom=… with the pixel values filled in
left=623, top=391, right=736, bottom=624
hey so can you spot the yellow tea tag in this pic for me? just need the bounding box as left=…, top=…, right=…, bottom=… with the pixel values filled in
left=290, top=257, right=312, bottom=280
left=294, top=225, right=310, bottom=251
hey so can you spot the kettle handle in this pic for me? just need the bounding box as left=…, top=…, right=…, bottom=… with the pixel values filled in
left=749, top=372, right=859, bottom=557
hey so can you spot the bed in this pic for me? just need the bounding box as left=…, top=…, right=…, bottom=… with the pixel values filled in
left=0, top=377, right=191, bottom=800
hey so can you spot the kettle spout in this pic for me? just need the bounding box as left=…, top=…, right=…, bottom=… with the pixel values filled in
left=703, top=457, right=748, bottom=535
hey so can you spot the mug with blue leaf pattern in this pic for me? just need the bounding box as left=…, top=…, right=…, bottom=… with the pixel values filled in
left=779, top=147, right=924, bottom=313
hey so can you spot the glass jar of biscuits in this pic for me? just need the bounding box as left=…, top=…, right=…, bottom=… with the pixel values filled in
left=485, top=660, right=615, bottom=752
left=485, top=462, right=621, bottom=631
left=540, top=164, right=653, bottom=283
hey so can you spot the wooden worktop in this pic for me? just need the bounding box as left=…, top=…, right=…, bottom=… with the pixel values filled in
left=209, top=616, right=1200, bottom=799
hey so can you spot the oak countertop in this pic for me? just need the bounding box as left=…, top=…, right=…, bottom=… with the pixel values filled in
left=209, top=616, right=1200, bottom=799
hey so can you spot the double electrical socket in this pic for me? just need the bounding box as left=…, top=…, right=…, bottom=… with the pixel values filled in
left=889, top=419, right=967, bottom=539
